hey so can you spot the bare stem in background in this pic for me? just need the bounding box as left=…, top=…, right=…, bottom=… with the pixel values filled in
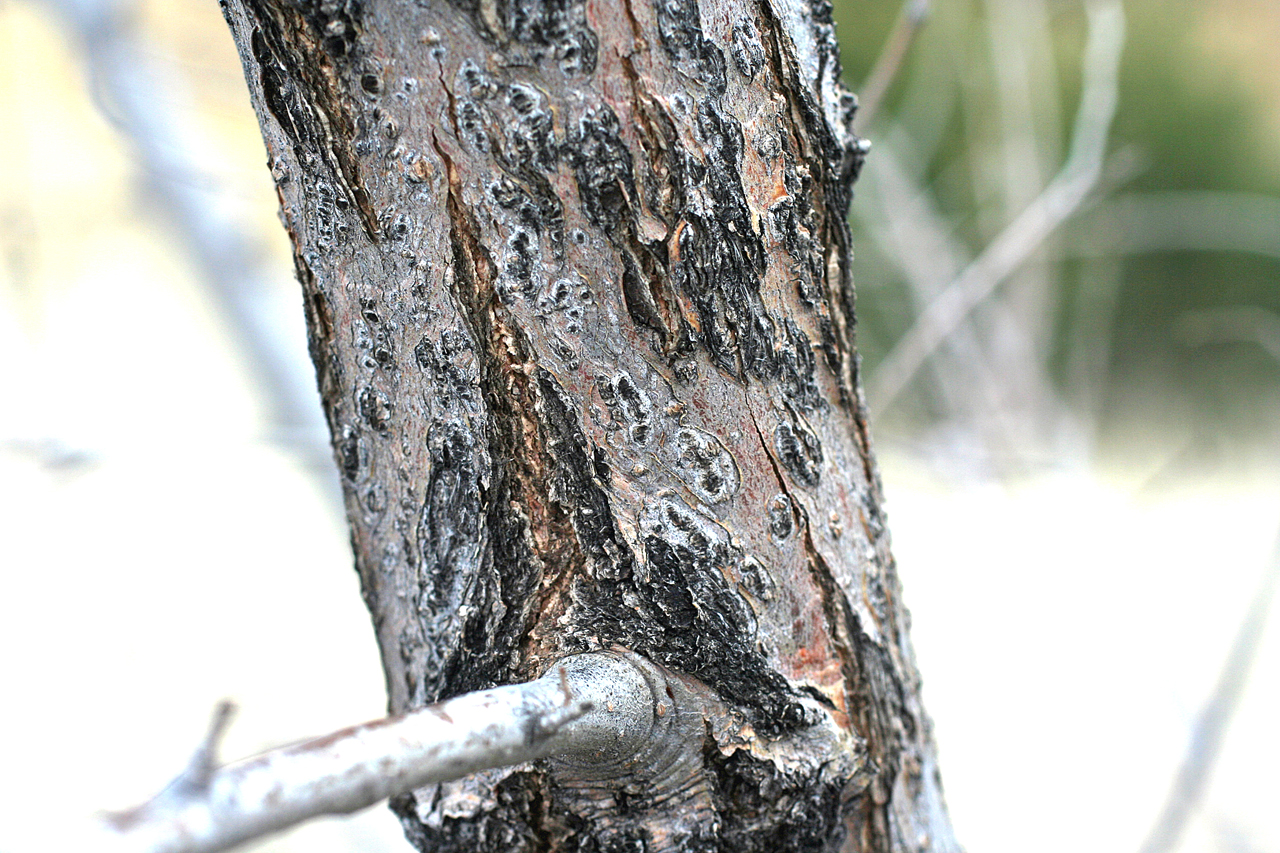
left=1136, top=534, right=1280, bottom=853
left=57, top=652, right=660, bottom=853
left=856, top=0, right=929, bottom=129
left=1074, top=192, right=1280, bottom=262
left=857, top=142, right=1041, bottom=465
left=978, top=0, right=1062, bottom=405
left=867, top=0, right=1125, bottom=421
left=42, top=0, right=333, bottom=482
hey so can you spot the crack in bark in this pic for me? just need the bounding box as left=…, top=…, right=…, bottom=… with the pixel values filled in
left=746, top=403, right=903, bottom=850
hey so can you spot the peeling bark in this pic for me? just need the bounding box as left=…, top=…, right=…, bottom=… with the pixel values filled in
left=219, top=0, right=957, bottom=850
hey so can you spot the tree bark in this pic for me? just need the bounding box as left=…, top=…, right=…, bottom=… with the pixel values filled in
left=218, top=1, right=957, bottom=850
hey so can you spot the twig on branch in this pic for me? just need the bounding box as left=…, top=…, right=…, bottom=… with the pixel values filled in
left=866, top=0, right=1126, bottom=420
left=180, top=700, right=238, bottom=793
left=856, top=0, right=930, bottom=130
left=61, top=652, right=660, bottom=853
left=1136, top=530, right=1280, bottom=853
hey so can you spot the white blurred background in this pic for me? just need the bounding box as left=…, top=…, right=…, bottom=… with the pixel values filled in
left=1, top=1, right=1278, bottom=852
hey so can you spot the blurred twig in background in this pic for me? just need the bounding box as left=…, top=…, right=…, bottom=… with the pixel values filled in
left=848, top=0, right=1280, bottom=477
left=855, top=0, right=930, bottom=130
left=1137, top=530, right=1280, bottom=853
left=866, top=0, right=1125, bottom=426
left=40, top=0, right=336, bottom=497
left=1152, top=297, right=1280, bottom=845
left=1075, top=192, right=1280, bottom=263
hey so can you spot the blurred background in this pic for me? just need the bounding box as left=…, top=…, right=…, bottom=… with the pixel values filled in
left=1, top=0, right=1277, bottom=851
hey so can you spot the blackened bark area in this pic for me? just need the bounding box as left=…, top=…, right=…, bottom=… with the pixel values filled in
left=220, top=0, right=956, bottom=849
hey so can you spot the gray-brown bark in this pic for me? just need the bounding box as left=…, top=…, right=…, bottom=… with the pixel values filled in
left=218, top=0, right=957, bottom=850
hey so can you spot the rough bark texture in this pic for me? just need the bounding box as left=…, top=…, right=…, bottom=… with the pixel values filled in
left=219, top=1, right=957, bottom=850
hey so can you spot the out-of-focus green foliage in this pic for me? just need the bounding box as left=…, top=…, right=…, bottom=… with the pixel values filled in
left=833, top=0, right=1280, bottom=460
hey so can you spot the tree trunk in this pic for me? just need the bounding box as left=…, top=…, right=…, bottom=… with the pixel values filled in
left=218, top=0, right=957, bottom=850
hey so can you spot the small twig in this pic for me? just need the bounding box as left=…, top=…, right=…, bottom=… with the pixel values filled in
left=1136, top=532, right=1280, bottom=853
left=63, top=652, right=659, bottom=853
left=856, top=0, right=930, bottom=129
left=866, top=0, right=1126, bottom=420
left=177, top=701, right=237, bottom=794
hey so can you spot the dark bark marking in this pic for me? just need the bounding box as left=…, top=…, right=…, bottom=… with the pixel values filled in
left=533, top=368, right=634, bottom=582
left=445, top=0, right=599, bottom=75
left=767, top=493, right=794, bottom=542
left=296, top=0, right=362, bottom=58
left=707, top=747, right=850, bottom=853
left=652, top=0, right=726, bottom=94
left=774, top=407, right=824, bottom=488
left=520, top=370, right=810, bottom=739
left=564, top=489, right=809, bottom=739
left=358, top=385, right=393, bottom=432
left=584, top=13, right=835, bottom=416
left=414, top=329, right=479, bottom=409
left=432, top=140, right=556, bottom=697
left=565, top=105, right=637, bottom=233
left=241, top=0, right=380, bottom=239
left=730, top=19, right=765, bottom=80
left=565, top=93, right=803, bottom=398
left=596, top=370, right=655, bottom=447
left=391, top=769, right=545, bottom=853
left=337, top=423, right=363, bottom=482
left=413, top=420, right=487, bottom=702
left=666, top=426, right=740, bottom=506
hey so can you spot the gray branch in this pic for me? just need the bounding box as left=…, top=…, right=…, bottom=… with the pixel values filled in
left=56, top=652, right=659, bottom=853
left=1072, top=191, right=1280, bottom=262
left=855, top=0, right=930, bottom=130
